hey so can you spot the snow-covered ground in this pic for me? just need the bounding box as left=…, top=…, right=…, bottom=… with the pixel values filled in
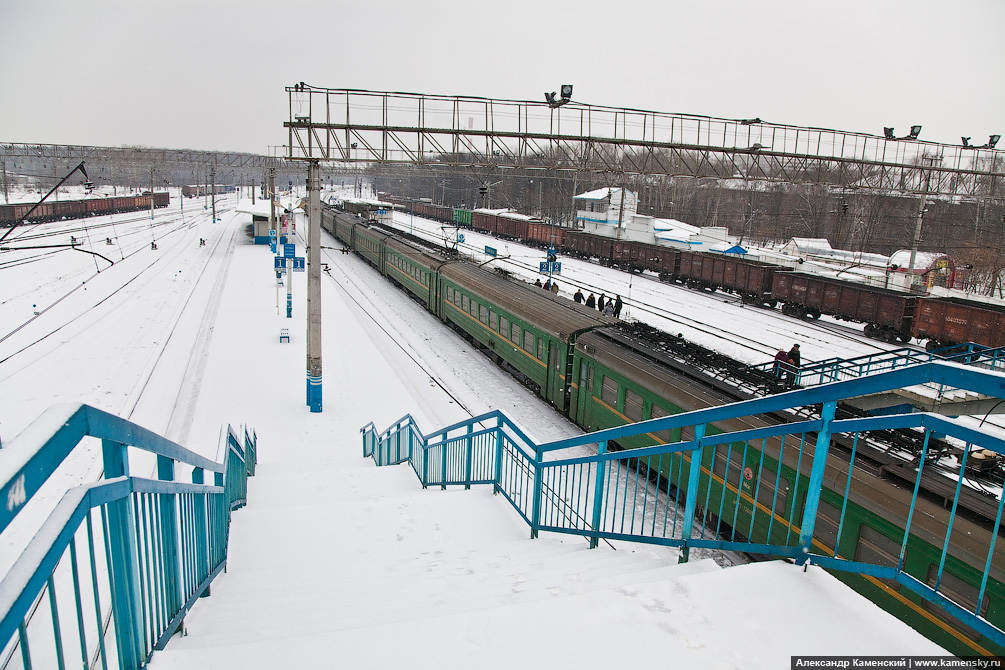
left=2, top=201, right=948, bottom=666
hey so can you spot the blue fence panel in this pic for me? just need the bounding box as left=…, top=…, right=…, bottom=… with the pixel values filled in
left=362, top=362, right=1005, bottom=647
left=0, top=404, right=257, bottom=670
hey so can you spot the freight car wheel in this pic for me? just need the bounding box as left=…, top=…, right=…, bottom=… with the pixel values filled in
left=795, top=306, right=807, bottom=319
left=899, top=334, right=912, bottom=343
left=864, top=324, right=876, bottom=337
left=767, top=299, right=777, bottom=309
left=925, top=339, right=940, bottom=352
left=808, top=310, right=821, bottom=319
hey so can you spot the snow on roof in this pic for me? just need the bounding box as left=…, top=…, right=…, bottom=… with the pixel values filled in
left=573, top=187, right=636, bottom=200
left=786, top=238, right=833, bottom=251
left=652, top=217, right=701, bottom=235
left=338, top=196, right=394, bottom=208
left=888, top=250, right=948, bottom=270
left=236, top=198, right=278, bottom=218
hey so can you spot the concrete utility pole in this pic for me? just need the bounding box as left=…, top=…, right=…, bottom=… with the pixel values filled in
left=269, top=168, right=276, bottom=238
left=907, top=162, right=933, bottom=291
left=210, top=169, right=217, bottom=222
left=306, top=160, right=322, bottom=412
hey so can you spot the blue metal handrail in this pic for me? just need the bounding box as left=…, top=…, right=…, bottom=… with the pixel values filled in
left=362, top=361, right=1005, bottom=648
left=0, top=404, right=257, bottom=670
left=753, top=342, right=1005, bottom=390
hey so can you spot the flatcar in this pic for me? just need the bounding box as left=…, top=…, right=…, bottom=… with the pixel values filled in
left=323, top=202, right=1005, bottom=655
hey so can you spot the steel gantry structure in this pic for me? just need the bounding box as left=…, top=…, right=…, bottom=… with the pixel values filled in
left=283, top=85, right=1005, bottom=201
left=1, top=142, right=291, bottom=169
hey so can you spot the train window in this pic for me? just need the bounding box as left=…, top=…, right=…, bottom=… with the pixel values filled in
left=523, top=331, right=534, bottom=353
left=923, top=565, right=988, bottom=641
left=601, top=376, right=618, bottom=406
left=624, top=389, right=643, bottom=422
left=470, top=300, right=479, bottom=318
left=479, top=305, right=488, bottom=325
left=499, top=316, right=509, bottom=337
left=854, top=525, right=902, bottom=591
left=462, top=295, right=469, bottom=312
left=755, top=467, right=789, bottom=516
left=536, top=338, right=544, bottom=361
left=712, top=446, right=743, bottom=488
left=511, top=323, right=520, bottom=343
left=490, top=312, right=498, bottom=331
left=648, top=404, right=674, bottom=444
left=587, top=365, right=594, bottom=392
left=813, top=499, right=842, bottom=551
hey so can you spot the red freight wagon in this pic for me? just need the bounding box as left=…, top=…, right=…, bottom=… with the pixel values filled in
left=914, top=296, right=1005, bottom=350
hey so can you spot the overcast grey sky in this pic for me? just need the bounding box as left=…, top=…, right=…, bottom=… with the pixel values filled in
left=1, top=0, right=1001, bottom=155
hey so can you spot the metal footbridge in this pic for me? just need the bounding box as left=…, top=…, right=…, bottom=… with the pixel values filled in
left=755, top=343, right=1005, bottom=415
left=361, top=361, right=1005, bottom=652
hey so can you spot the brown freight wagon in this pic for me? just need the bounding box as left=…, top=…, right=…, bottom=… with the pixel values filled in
left=471, top=210, right=499, bottom=235
left=563, top=230, right=614, bottom=264
left=526, top=221, right=564, bottom=248
left=153, top=192, right=170, bottom=208
left=611, top=240, right=679, bottom=278
left=772, top=271, right=917, bottom=342
left=496, top=213, right=530, bottom=240
left=914, top=296, right=1005, bottom=350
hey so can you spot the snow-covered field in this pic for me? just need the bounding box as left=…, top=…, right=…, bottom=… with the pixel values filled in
left=1, top=198, right=949, bottom=665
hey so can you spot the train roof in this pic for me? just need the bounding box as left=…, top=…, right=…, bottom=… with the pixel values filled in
left=439, top=263, right=614, bottom=340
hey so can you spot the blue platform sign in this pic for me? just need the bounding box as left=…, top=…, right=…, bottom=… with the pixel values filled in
left=485, top=246, right=497, bottom=257
left=292, top=257, right=305, bottom=272
left=274, top=256, right=286, bottom=271
left=539, top=261, right=562, bottom=274
left=269, top=229, right=276, bottom=237
left=458, top=234, right=465, bottom=244
left=283, top=243, right=296, bottom=258
left=269, top=240, right=277, bottom=253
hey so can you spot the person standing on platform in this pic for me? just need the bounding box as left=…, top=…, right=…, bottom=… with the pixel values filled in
left=535, top=278, right=543, bottom=288
left=574, top=288, right=584, bottom=304
left=550, top=281, right=559, bottom=294
left=585, top=293, right=596, bottom=309
left=613, top=295, right=623, bottom=318
left=597, top=294, right=606, bottom=312
left=603, top=301, right=614, bottom=316
left=786, top=344, right=801, bottom=386
left=773, top=349, right=789, bottom=379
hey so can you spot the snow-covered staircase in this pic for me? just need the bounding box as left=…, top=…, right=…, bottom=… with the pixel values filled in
left=148, top=461, right=717, bottom=667
left=148, top=447, right=943, bottom=669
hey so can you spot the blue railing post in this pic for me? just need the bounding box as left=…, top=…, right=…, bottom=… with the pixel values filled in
left=191, top=467, right=210, bottom=598
left=156, top=455, right=182, bottom=635
left=678, top=424, right=707, bottom=564
left=464, top=423, right=473, bottom=490
left=440, top=434, right=448, bottom=490
left=797, top=400, right=837, bottom=565
left=530, top=448, right=544, bottom=539
left=421, top=441, right=429, bottom=488
left=101, top=438, right=145, bottom=670
left=589, top=441, right=608, bottom=549
left=493, top=417, right=504, bottom=495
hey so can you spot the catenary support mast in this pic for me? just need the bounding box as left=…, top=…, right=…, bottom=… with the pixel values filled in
left=306, top=160, right=322, bottom=412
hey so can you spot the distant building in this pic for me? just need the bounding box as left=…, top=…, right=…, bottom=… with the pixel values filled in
left=888, top=250, right=955, bottom=288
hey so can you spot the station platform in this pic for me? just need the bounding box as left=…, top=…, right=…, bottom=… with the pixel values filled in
left=146, top=240, right=943, bottom=668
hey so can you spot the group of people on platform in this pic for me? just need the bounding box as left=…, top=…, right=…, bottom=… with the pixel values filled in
left=773, top=344, right=801, bottom=386
left=573, top=288, right=622, bottom=318
left=533, top=277, right=624, bottom=318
